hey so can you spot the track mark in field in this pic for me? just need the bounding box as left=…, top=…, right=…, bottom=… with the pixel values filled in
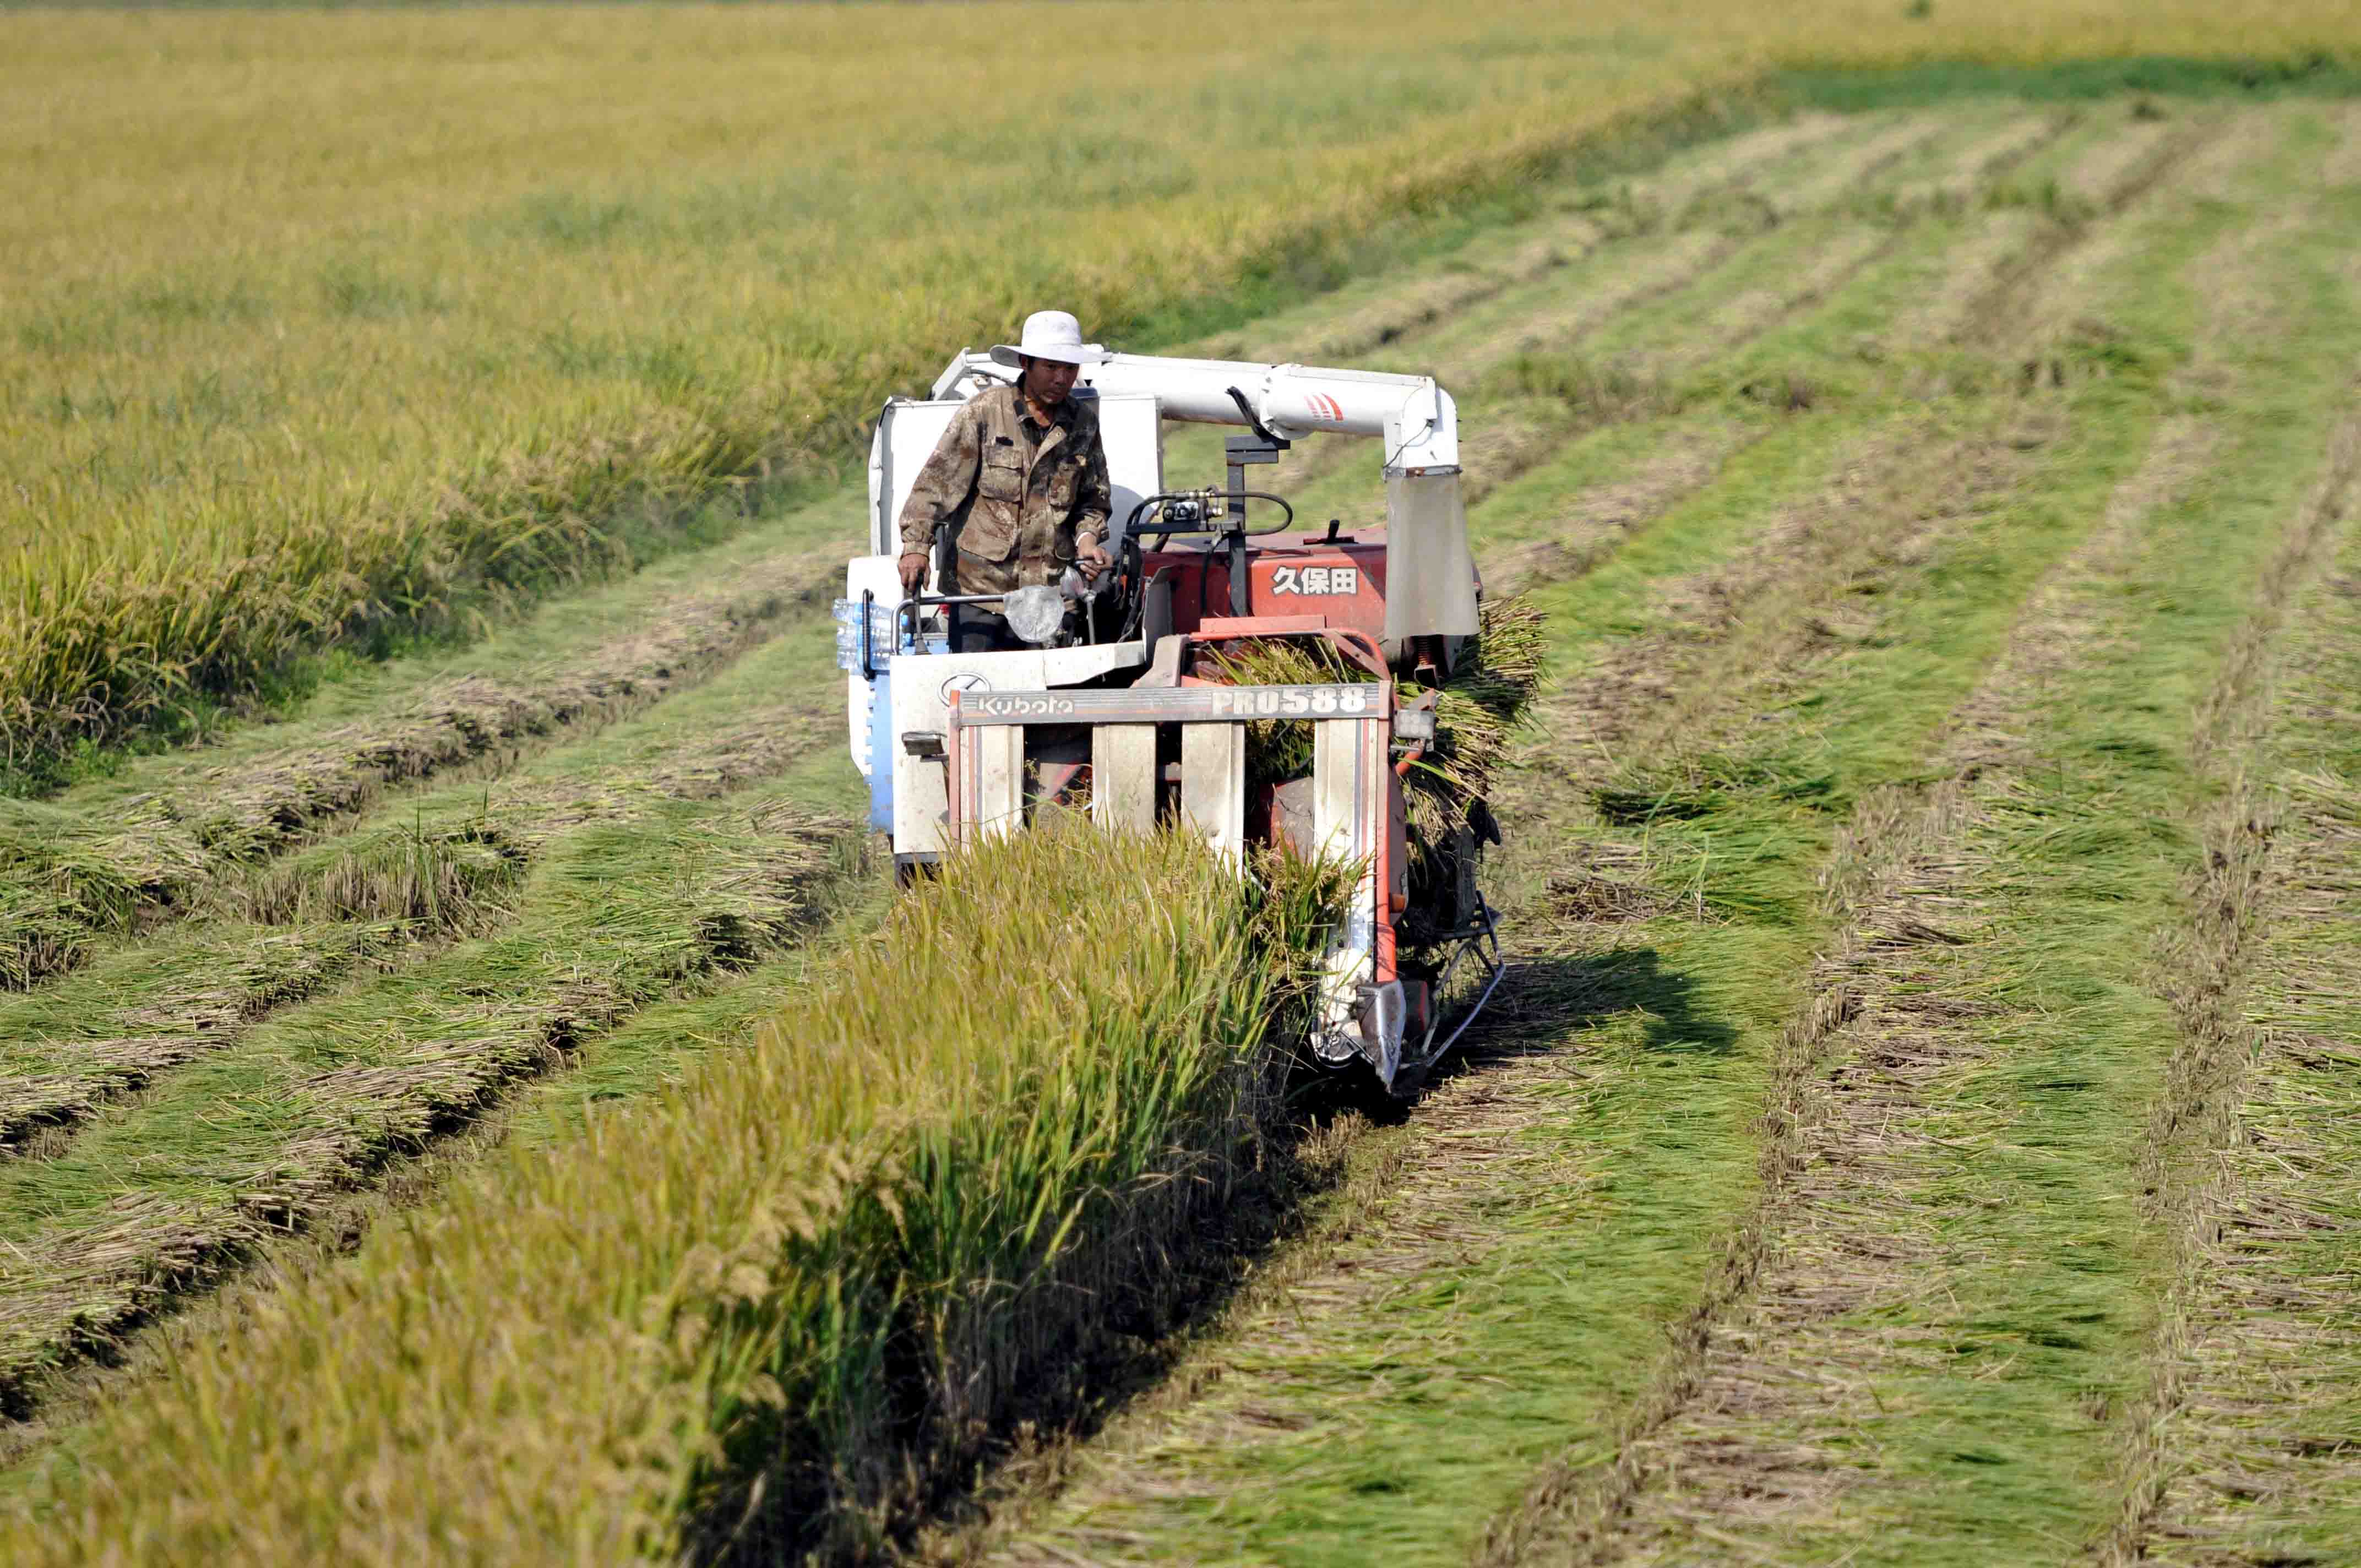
left=0, top=802, right=851, bottom=1418
left=1633, top=225, right=1894, bottom=384
left=1887, top=210, right=2043, bottom=349
left=1939, top=419, right=2219, bottom=772
left=1199, top=115, right=1862, bottom=369
left=1816, top=115, right=2071, bottom=352
left=1766, top=114, right=1950, bottom=219
left=1441, top=216, right=1901, bottom=514
left=1217, top=209, right=1599, bottom=367
left=1887, top=111, right=2071, bottom=208
left=1423, top=231, right=1738, bottom=394
left=1190, top=204, right=1601, bottom=380
left=1943, top=111, right=2218, bottom=355
left=0, top=558, right=832, bottom=989
left=2095, top=400, right=2361, bottom=1566
left=1444, top=222, right=1892, bottom=520
left=2058, top=115, right=2186, bottom=208
left=1633, top=112, right=1864, bottom=225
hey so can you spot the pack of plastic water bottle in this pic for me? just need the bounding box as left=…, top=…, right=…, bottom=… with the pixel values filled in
left=831, top=597, right=898, bottom=672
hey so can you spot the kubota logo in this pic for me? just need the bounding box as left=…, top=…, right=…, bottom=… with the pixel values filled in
left=1270, top=565, right=1361, bottom=596
left=971, top=694, right=1075, bottom=720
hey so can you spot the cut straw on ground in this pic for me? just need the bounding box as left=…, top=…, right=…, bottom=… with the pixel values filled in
left=0, top=791, right=853, bottom=1418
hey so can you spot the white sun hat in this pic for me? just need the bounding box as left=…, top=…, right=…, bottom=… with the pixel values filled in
left=990, top=309, right=1112, bottom=367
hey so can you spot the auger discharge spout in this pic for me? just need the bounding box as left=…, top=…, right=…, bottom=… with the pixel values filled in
left=1077, top=354, right=1478, bottom=642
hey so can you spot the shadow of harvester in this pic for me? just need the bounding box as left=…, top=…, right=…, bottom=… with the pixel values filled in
left=1435, top=943, right=1741, bottom=1080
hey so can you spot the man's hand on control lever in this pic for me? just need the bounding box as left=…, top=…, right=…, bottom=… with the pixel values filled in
left=897, top=551, right=929, bottom=594
left=1076, top=538, right=1111, bottom=583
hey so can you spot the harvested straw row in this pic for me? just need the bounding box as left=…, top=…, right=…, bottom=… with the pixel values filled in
left=0, top=797, right=852, bottom=1412
left=4, top=826, right=1342, bottom=1564
left=0, top=562, right=813, bottom=990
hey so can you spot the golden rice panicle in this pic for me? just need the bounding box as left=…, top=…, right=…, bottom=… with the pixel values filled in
left=8, top=1, right=2346, bottom=761
left=1, top=824, right=1341, bottom=1563
left=1201, top=636, right=1360, bottom=781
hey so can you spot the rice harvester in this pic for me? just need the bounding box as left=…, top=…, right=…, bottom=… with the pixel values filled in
left=837, top=347, right=1509, bottom=1095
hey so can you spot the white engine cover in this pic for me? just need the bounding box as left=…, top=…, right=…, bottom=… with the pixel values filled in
left=887, top=641, right=1149, bottom=857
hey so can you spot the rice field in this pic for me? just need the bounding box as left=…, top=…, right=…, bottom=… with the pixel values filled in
left=4, top=4, right=2361, bottom=1565
left=3, top=0, right=2357, bottom=765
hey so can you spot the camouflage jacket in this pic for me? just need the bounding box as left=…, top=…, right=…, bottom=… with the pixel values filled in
left=896, top=383, right=1112, bottom=596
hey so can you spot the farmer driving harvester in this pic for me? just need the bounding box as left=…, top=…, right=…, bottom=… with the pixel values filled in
left=895, top=311, right=1118, bottom=652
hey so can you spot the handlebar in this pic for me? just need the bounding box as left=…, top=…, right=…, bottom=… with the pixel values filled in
left=857, top=586, right=1007, bottom=678
left=1125, top=489, right=1297, bottom=548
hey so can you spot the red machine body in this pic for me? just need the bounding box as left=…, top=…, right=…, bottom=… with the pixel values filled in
left=1139, top=531, right=1393, bottom=642
left=1120, top=529, right=1437, bottom=1063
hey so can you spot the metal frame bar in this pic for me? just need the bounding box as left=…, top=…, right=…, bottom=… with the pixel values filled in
left=1405, top=894, right=1505, bottom=1079
left=948, top=682, right=1385, bottom=730
left=945, top=683, right=1390, bottom=851
left=946, top=680, right=1411, bottom=1084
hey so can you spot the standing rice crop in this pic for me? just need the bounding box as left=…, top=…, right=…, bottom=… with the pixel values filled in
left=7, top=2, right=2347, bottom=761
left=3, top=824, right=1342, bottom=1564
